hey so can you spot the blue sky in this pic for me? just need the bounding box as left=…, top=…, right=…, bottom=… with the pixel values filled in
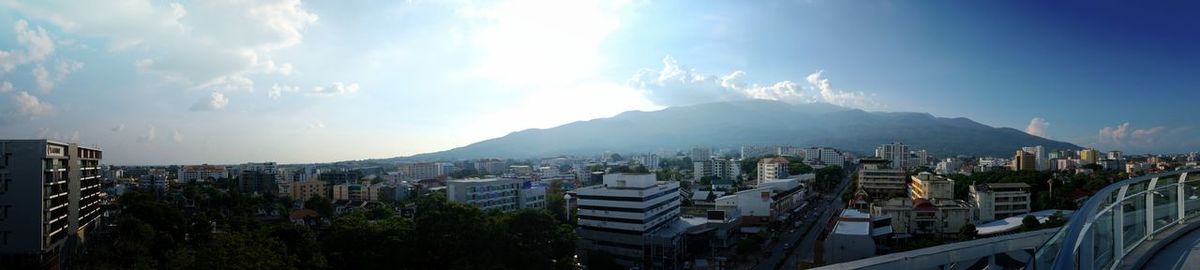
left=0, top=0, right=1196, bottom=165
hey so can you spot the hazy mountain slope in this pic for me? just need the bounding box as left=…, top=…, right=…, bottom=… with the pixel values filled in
left=399, top=100, right=1079, bottom=160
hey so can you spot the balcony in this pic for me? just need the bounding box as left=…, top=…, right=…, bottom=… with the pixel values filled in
left=1030, top=168, right=1200, bottom=270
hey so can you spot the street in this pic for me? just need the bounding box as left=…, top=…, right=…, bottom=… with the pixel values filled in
left=750, top=171, right=854, bottom=270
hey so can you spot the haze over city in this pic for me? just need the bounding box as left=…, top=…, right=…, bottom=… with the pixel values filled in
left=0, top=1, right=1197, bottom=165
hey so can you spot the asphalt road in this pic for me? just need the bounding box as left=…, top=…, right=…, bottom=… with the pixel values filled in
left=750, top=172, right=853, bottom=270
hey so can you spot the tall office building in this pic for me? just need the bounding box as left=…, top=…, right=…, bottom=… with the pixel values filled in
left=1079, top=148, right=1100, bottom=165
left=575, top=173, right=684, bottom=269
left=239, top=162, right=279, bottom=195
left=1012, top=150, right=1036, bottom=171
left=1022, top=146, right=1047, bottom=171
left=875, top=142, right=910, bottom=169
left=0, top=140, right=103, bottom=268
left=689, top=147, right=712, bottom=161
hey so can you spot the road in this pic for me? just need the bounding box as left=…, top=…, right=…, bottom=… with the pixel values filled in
left=750, top=171, right=854, bottom=270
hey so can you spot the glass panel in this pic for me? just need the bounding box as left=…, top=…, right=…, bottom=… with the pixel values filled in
left=1185, top=180, right=1200, bottom=219
left=1093, top=209, right=1115, bottom=269
left=1154, top=174, right=1180, bottom=187
left=1035, top=226, right=1070, bottom=269
left=1127, top=180, right=1149, bottom=195
left=1122, top=193, right=1147, bottom=251
left=1152, top=186, right=1178, bottom=231
left=1187, top=172, right=1200, bottom=183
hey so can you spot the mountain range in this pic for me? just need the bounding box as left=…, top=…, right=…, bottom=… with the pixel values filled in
left=397, top=100, right=1079, bottom=161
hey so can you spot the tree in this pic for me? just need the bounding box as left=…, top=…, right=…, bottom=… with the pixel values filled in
left=1021, top=215, right=1042, bottom=232
left=788, top=161, right=813, bottom=175
left=958, top=223, right=978, bottom=240
left=304, top=196, right=334, bottom=218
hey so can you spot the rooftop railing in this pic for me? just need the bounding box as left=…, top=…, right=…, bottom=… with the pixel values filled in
left=1031, top=168, right=1200, bottom=270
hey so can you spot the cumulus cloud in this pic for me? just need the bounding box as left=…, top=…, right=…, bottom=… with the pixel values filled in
left=269, top=83, right=300, bottom=99
left=190, top=92, right=229, bottom=111
left=0, top=81, right=12, bottom=93
left=4, top=0, right=317, bottom=93
left=9, top=91, right=55, bottom=118
left=1098, top=122, right=1131, bottom=145
left=0, top=20, right=56, bottom=71
left=172, top=129, right=184, bottom=143
left=137, top=125, right=157, bottom=143
left=1025, top=117, right=1050, bottom=137
left=308, top=82, right=359, bottom=97
left=628, top=56, right=879, bottom=108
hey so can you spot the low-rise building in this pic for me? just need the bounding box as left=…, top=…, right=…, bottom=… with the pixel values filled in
left=332, top=183, right=368, bottom=201
left=821, top=209, right=892, bottom=264
left=288, top=180, right=327, bottom=201
left=870, top=197, right=974, bottom=236
left=970, top=182, right=1032, bottom=222
left=178, top=164, right=228, bottom=183
left=446, top=178, right=545, bottom=211
left=857, top=158, right=907, bottom=200
left=910, top=172, right=954, bottom=200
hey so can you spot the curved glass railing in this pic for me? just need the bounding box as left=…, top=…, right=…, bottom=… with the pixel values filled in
left=1031, top=168, right=1200, bottom=270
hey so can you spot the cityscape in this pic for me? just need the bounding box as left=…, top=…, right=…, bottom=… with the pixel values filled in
left=0, top=1, right=1198, bottom=270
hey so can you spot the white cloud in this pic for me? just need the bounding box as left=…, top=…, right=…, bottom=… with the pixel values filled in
left=10, top=91, right=55, bottom=118
left=308, top=82, right=359, bottom=97
left=137, top=125, right=156, bottom=143
left=190, top=92, right=229, bottom=111
left=0, top=20, right=56, bottom=71
left=0, top=81, right=12, bottom=93
left=111, top=124, right=125, bottom=132
left=309, top=121, right=325, bottom=129
left=1098, top=122, right=1130, bottom=145
left=1025, top=117, right=1050, bottom=137
left=629, top=56, right=880, bottom=108
left=269, top=83, right=299, bottom=99
left=172, top=129, right=184, bottom=143
left=4, top=0, right=317, bottom=93
left=32, top=64, right=51, bottom=92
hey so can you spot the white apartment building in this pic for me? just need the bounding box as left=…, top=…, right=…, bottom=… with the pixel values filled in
left=757, top=157, right=789, bottom=185
left=178, top=164, right=228, bottom=183
left=446, top=178, right=546, bottom=211
left=575, top=173, right=683, bottom=268
left=1023, top=145, right=1048, bottom=171
left=694, top=158, right=742, bottom=182
left=399, top=162, right=441, bottom=180
left=970, top=182, right=1032, bottom=222
left=875, top=142, right=910, bottom=170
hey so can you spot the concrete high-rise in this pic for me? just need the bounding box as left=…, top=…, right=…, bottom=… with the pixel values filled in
left=875, top=142, right=910, bottom=169
left=0, top=140, right=103, bottom=268
left=1012, top=150, right=1036, bottom=171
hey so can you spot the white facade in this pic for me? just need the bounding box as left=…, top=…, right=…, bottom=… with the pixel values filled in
left=1023, top=145, right=1048, bottom=171
left=446, top=177, right=545, bottom=212
left=178, top=164, right=228, bottom=183
left=970, top=182, right=1032, bottom=222
left=875, top=142, right=910, bottom=169
left=910, top=172, right=954, bottom=200
left=576, top=173, right=683, bottom=267
left=757, top=157, right=789, bottom=185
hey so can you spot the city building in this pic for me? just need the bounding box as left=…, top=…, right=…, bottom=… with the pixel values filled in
left=970, top=182, right=1032, bottom=222
left=0, top=140, right=103, bottom=267
left=689, top=147, right=712, bottom=161
left=715, top=176, right=810, bottom=226
left=935, top=158, right=963, bottom=175
left=446, top=178, right=546, bottom=211
left=821, top=209, right=892, bottom=264
left=288, top=180, right=327, bottom=201
left=875, top=142, right=910, bottom=170
left=398, top=162, right=441, bottom=180
left=1021, top=146, right=1048, bottom=171
left=239, top=169, right=278, bottom=195
left=138, top=174, right=169, bottom=193
left=910, top=172, right=954, bottom=200
left=1012, top=150, right=1036, bottom=171
left=693, top=157, right=741, bottom=182
left=857, top=158, right=907, bottom=200
left=870, top=197, right=974, bottom=236
left=756, top=156, right=789, bottom=185
left=575, top=173, right=685, bottom=269
left=1079, top=148, right=1100, bottom=165
left=177, top=164, right=228, bottom=183
left=332, top=182, right=367, bottom=201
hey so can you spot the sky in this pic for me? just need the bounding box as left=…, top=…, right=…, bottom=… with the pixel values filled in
left=0, top=0, right=1197, bottom=165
